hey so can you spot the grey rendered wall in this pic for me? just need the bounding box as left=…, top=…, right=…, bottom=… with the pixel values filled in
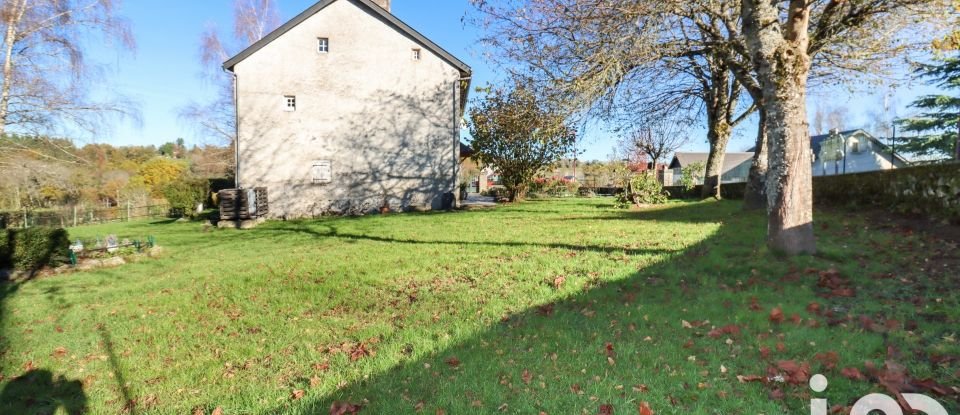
left=233, top=0, right=462, bottom=217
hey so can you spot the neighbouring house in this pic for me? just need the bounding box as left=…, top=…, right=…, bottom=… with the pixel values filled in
left=811, top=129, right=909, bottom=176
left=666, top=152, right=754, bottom=186
left=223, top=0, right=471, bottom=217
left=458, top=144, right=496, bottom=193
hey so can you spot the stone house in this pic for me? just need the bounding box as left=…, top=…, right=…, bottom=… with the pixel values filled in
left=223, top=0, right=472, bottom=217
left=666, top=152, right=755, bottom=186
left=811, top=129, right=909, bottom=176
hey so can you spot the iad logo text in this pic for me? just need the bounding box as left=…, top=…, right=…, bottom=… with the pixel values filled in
left=810, top=374, right=948, bottom=415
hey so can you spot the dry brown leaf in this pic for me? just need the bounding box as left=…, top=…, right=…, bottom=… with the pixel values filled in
left=769, top=307, right=784, bottom=324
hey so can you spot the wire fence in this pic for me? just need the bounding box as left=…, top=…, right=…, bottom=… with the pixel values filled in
left=0, top=204, right=173, bottom=229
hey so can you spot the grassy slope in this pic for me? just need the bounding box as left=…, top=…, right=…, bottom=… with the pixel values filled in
left=0, top=199, right=957, bottom=414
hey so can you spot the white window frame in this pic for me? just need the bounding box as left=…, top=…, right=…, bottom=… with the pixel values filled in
left=411, top=48, right=421, bottom=61
left=311, top=160, right=332, bottom=184
left=317, top=37, right=329, bottom=53
left=283, top=95, right=296, bottom=112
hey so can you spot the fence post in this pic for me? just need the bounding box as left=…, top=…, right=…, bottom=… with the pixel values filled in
left=127, top=201, right=131, bottom=222
left=73, top=205, right=78, bottom=227
left=22, top=209, right=27, bottom=229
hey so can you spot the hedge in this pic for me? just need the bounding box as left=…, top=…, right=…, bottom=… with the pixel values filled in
left=0, top=227, right=71, bottom=272
left=162, top=178, right=209, bottom=217
left=813, top=163, right=960, bottom=222
left=664, top=163, right=960, bottom=222
left=664, top=182, right=748, bottom=200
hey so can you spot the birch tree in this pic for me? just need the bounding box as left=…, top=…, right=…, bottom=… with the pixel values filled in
left=0, top=0, right=135, bottom=149
left=180, top=0, right=280, bottom=150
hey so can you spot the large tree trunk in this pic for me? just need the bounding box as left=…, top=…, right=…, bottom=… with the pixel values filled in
left=743, top=0, right=816, bottom=255
left=702, top=120, right=732, bottom=199
left=701, top=62, right=734, bottom=199
left=743, top=106, right=768, bottom=210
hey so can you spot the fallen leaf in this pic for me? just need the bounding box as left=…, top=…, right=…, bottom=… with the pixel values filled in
left=638, top=401, right=654, bottom=415
left=599, top=404, right=614, bottom=414
left=291, top=389, right=305, bottom=400
left=769, top=307, right=784, bottom=324
left=605, top=343, right=616, bottom=358
left=52, top=347, right=68, bottom=358
left=329, top=401, right=362, bottom=415
left=841, top=367, right=865, bottom=381
left=552, top=275, right=566, bottom=289
left=445, top=357, right=461, bottom=368
left=776, top=360, right=810, bottom=385
left=707, top=325, right=740, bottom=339
left=814, top=352, right=839, bottom=370
left=737, top=375, right=764, bottom=383
left=348, top=342, right=374, bottom=361
left=211, top=407, right=224, bottom=415
left=522, top=369, right=533, bottom=384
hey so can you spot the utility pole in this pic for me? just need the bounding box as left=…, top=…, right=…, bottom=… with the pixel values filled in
left=891, top=122, right=897, bottom=166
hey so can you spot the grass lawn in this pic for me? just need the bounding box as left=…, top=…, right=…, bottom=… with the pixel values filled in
left=0, top=198, right=958, bottom=414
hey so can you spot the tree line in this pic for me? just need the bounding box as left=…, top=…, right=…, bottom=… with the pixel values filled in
left=0, top=134, right=231, bottom=212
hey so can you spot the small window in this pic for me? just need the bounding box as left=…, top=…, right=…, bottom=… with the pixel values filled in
left=411, top=48, right=421, bottom=61
left=851, top=140, right=860, bottom=153
left=312, top=160, right=332, bottom=184
left=317, top=37, right=329, bottom=53
left=283, top=95, right=296, bottom=112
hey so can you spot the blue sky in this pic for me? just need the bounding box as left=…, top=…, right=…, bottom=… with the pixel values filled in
left=86, top=0, right=941, bottom=161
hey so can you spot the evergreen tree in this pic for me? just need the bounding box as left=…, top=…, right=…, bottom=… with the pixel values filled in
left=897, top=56, right=960, bottom=160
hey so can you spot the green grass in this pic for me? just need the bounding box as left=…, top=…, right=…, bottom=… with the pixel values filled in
left=0, top=199, right=957, bottom=414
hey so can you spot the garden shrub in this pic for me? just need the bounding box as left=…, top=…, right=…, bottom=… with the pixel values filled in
left=680, top=161, right=706, bottom=191
left=162, top=178, right=209, bottom=218
left=616, top=173, right=669, bottom=208
left=0, top=227, right=70, bottom=271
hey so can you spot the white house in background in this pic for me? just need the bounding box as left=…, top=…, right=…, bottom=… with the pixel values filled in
left=665, top=152, right=754, bottom=186
left=223, top=0, right=472, bottom=217
left=811, top=129, right=909, bottom=176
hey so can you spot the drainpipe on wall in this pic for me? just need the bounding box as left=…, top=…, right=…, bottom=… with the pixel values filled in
left=226, top=68, right=240, bottom=189
left=454, top=76, right=472, bottom=206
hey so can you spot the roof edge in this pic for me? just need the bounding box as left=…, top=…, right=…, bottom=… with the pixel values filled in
left=222, top=0, right=471, bottom=76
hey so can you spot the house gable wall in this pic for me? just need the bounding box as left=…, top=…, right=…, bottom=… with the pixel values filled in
left=233, top=0, right=463, bottom=216
left=813, top=131, right=905, bottom=176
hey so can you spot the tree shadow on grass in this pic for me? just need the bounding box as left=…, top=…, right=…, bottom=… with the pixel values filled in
left=0, top=369, right=87, bottom=415
left=266, top=202, right=827, bottom=414
left=254, top=222, right=674, bottom=257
